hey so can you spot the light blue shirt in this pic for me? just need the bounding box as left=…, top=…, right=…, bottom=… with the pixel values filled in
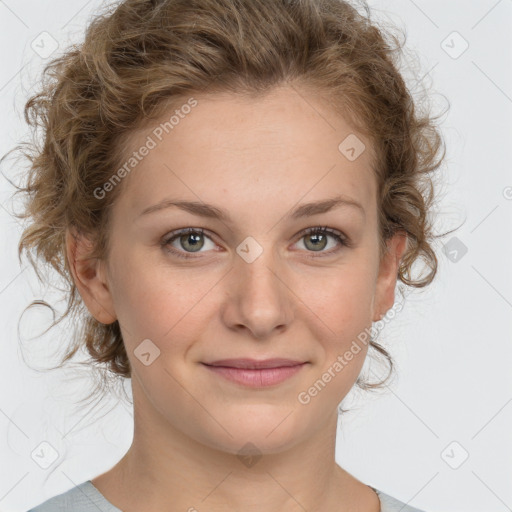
left=27, top=480, right=426, bottom=511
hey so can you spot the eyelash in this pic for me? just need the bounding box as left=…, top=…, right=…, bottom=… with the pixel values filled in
left=160, top=226, right=351, bottom=260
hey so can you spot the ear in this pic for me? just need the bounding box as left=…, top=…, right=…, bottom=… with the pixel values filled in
left=372, top=230, right=408, bottom=322
left=65, top=225, right=117, bottom=324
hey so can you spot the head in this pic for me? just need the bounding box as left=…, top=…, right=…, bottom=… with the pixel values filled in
left=12, top=0, right=448, bottom=453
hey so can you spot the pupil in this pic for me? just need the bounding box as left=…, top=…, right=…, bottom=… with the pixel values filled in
left=182, top=233, right=203, bottom=252
left=307, top=233, right=326, bottom=251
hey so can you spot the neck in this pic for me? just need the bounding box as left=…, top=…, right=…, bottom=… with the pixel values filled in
left=93, top=378, right=379, bottom=512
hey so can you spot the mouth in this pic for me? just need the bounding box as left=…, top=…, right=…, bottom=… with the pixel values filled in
left=203, top=358, right=307, bottom=369
left=201, top=358, right=308, bottom=387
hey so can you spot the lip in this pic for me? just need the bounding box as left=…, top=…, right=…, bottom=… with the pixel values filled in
left=201, top=359, right=308, bottom=388
left=204, top=358, right=306, bottom=369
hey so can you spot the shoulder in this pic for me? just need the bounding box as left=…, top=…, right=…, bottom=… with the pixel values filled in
left=27, top=480, right=425, bottom=512
left=373, top=487, right=427, bottom=512
left=26, top=480, right=121, bottom=512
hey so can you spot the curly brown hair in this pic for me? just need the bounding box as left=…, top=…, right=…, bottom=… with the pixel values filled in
left=4, top=0, right=454, bottom=410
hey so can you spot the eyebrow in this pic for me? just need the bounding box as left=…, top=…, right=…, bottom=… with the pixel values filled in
left=137, top=195, right=366, bottom=222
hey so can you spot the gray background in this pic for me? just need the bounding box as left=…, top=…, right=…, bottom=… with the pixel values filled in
left=1, top=1, right=511, bottom=511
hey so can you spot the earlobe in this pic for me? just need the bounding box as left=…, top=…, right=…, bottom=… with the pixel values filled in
left=65, top=226, right=117, bottom=325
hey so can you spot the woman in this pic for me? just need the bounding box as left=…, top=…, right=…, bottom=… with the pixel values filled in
left=15, top=0, right=448, bottom=510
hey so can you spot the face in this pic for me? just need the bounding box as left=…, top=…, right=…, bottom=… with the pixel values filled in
left=69, top=84, right=406, bottom=456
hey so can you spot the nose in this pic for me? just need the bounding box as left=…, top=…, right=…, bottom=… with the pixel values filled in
left=220, top=246, right=294, bottom=340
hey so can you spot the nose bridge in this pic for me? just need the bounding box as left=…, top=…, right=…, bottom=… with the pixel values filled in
left=240, top=246, right=280, bottom=298
left=223, top=236, right=293, bottom=338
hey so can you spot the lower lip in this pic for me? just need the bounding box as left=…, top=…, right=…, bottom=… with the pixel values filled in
left=202, top=363, right=307, bottom=387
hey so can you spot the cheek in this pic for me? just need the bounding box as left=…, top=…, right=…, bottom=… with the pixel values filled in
left=301, top=267, right=374, bottom=380
left=108, top=249, right=218, bottom=346
left=303, top=265, right=375, bottom=331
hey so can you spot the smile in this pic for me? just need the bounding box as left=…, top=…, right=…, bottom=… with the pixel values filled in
left=201, top=362, right=308, bottom=387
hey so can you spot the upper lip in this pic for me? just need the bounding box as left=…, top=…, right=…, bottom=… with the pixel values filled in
left=203, top=358, right=307, bottom=369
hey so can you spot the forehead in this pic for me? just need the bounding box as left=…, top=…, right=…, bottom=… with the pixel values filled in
left=117, top=85, right=377, bottom=217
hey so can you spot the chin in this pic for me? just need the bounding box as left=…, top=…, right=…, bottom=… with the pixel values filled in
left=195, top=408, right=309, bottom=457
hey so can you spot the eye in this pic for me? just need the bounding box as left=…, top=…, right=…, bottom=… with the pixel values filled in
left=292, top=226, right=350, bottom=257
left=161, top=226, right=351, bottom=260
left=161, top=228, right=217, bottom=259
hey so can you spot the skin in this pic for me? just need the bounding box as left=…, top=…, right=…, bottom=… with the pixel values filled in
left=66, top=84, right=407, bottom=512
